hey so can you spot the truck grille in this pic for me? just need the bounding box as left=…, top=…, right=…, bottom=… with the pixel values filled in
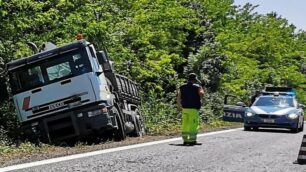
left=47, top=116, right=75, bottom=139
left=32, top=97, right=81, bottom=114
left=27, top=92, right=89, bottom=119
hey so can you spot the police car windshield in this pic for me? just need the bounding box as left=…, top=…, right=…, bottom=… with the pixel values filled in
left=254, top=96, right=294, bottom=107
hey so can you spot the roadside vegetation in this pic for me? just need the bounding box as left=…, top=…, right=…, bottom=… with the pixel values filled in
left=0, top=0, right=306, bottom=157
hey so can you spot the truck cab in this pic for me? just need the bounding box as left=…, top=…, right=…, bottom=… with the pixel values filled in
left=6, top=39, right=145, bottom=143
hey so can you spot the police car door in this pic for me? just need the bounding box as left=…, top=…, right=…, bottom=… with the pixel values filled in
left=223, top=95, right=246, bottom=122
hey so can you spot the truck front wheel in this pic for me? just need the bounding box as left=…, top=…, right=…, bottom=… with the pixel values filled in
left=112, top=107, right=126, bottom=141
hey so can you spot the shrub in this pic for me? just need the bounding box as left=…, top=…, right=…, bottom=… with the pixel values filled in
left=0, top=101, right=20, bottom=144
left=141, top=90, right=181, bottom=134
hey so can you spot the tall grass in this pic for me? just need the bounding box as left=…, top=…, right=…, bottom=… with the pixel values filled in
left=140, top=90, right=230, bottom=134
left=141, top=90, right=181, bottom=134
left=0, top=101, right=20, bottom=145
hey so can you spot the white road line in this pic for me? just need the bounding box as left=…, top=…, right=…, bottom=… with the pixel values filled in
left=0, top=128, right=242, bottom=172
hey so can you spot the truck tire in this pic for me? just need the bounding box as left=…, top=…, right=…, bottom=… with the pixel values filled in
left=131, top=110, right=146, bottom=137
left=112, top=107, right=126, bottom=141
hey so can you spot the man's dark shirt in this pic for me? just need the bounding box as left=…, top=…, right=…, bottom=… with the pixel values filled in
left=250, top=95, right=257, bottom=106
left=250, top=94, right=260, bottom=106
left=180, top=82, right=201, bottom=109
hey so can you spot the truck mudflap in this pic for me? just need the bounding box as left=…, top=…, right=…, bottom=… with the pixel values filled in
left=22, top=104, right=115, bottom=143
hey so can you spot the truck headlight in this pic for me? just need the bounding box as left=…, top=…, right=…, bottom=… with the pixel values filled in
left=98, top=104, right=108, bottom=113
left=31, top=122, right=39, bottom=127
left=288, top=113, right=298, bottom=119
left=88, top=110, right=101, bottom=117
left=77, top=113, right=83, bottom=118
left=246, top=112, right=255, bottom=117
left=101, top=106, right=108, bottom=113
left=88, top=107, right=108, bottom=117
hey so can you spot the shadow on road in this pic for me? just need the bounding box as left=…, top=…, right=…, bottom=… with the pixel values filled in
left=169, top=143, right=203, bottom=146
left=246, top=128, right=295, bottom=134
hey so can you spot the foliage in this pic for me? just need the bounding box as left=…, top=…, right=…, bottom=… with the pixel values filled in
left=140, top=90, right=180, bottom=134
left=0, top=141, right=49, bottom=159
left=214, top=3, right=306, bottom=101
left=201, top=92, right=225, bottom=123
left=0, top=0, right=306, bottom=142
left=0, top=101, right=20, bottom=144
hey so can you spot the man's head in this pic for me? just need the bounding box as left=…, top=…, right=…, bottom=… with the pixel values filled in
left=188, top=73, right=197, bottom=82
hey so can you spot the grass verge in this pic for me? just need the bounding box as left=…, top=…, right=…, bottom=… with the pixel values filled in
left=0, top=120, right=242, bottom=167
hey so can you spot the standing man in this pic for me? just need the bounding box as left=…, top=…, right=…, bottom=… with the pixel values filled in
left=177, top=73, right=204, bottom=145
left=250, top=90, right=261, bottom=106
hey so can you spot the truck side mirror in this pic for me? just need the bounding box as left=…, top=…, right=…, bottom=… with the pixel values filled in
left=96, top=51, right=114, bottom=72
left=96, top=51, right=108, bottom=64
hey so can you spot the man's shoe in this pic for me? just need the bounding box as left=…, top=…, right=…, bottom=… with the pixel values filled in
left=183, top=142, right=192, bottom=146
left=190, top=141, right=202, bottom=145
left=193, top=142, right=202, bottom=145
left=189, top=141, right=196, bottom=145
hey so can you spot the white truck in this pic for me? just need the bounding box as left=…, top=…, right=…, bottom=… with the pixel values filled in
left=5, top=39, right=145, bottom=143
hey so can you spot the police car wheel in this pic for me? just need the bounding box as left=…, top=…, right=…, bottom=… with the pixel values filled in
left=244, top=126, right=251, bottom=131
left=299, top=121, right=304, bottom=132
left=291, top=125, right=299, bottom=133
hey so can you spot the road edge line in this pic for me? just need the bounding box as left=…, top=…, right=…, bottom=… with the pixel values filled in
left=0, top=128, right=242, bottom=171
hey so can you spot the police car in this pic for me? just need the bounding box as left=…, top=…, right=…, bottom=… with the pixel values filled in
left=244, top=88, right=305, bottom=133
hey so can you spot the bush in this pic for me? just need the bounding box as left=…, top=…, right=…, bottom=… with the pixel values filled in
left=0, top=101, right=20, bottom=145
left=140, top=89, right=229, bottom=134
left=141, top=90, right=181, bottom=134
left=201, top=91, right=225, bottom=123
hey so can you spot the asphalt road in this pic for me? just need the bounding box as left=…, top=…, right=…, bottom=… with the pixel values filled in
left=4, top=128, right=306, bottom=172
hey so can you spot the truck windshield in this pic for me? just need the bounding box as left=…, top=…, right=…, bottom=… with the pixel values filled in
left=9, top=48, right=92, bottom=94
left=254, top=96, right=294, bottom=107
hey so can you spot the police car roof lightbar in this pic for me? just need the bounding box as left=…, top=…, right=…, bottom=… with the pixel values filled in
left=263, top=87, right=296, bottom=96
left=261, top=92, right=295, bottom=96
left=265, top=87, right=293, bottom=92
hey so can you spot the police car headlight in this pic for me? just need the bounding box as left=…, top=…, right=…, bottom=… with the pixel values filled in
left=288, top=113, right=298, bottom=119
left=246, top=112, right=255, bottom=117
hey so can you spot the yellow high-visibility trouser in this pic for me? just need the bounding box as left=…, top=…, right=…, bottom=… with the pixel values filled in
left=182, top=108, right=199, bottom=143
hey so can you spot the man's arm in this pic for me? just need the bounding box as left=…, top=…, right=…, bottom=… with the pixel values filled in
left=176, top=89, right=182, bottom=111
left=198, top=86, right=204, bottom=97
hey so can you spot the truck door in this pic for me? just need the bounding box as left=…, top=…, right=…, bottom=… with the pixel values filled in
left=223, top=95, right=246, bottom=123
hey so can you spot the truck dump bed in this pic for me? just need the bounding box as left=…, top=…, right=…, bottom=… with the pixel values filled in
left=115, top=74, right=141, bottom=103
left=105, top=73, right=141, bottom=105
